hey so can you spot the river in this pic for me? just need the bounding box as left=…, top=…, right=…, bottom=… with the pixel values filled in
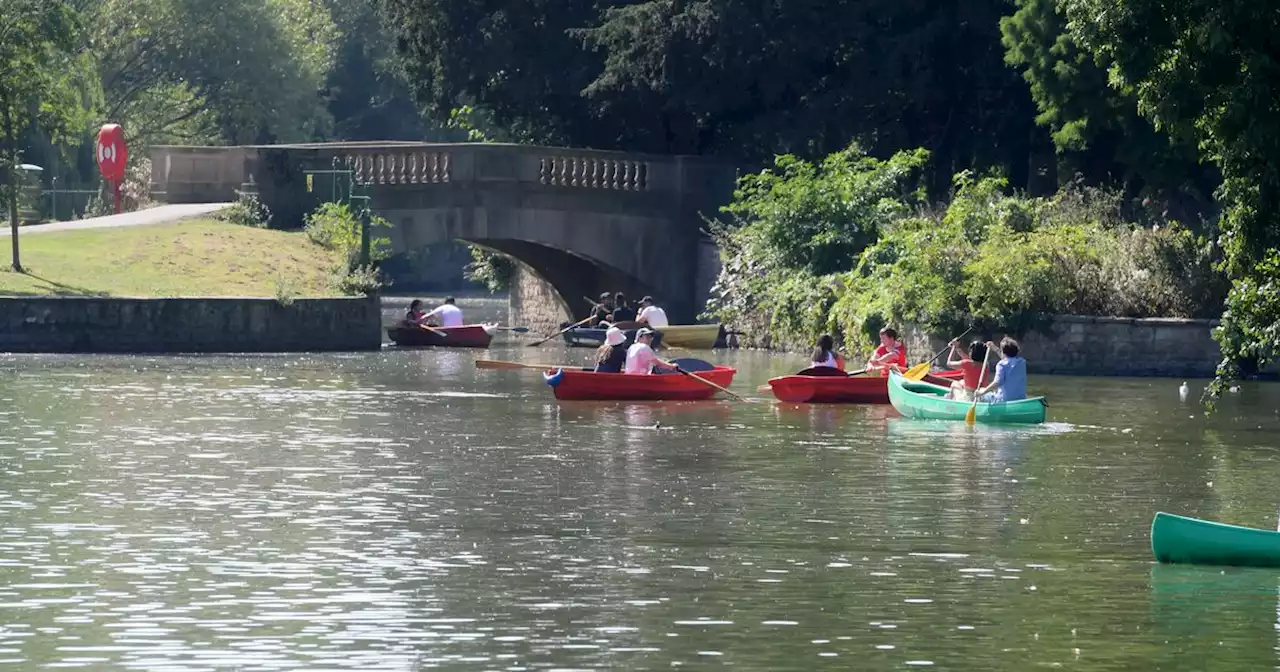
left=0, top=298, right=1278, bottom=669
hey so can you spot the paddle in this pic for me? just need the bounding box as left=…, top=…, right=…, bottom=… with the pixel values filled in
left=903, top=326, right=975, bottom=381
left=965, top=344, right=994, bottom=425
left=476, top=359, right=573, bottom=371
left=527, top=315, right=593, bottom=347
left=494, top=326, right=530, bottom=333
left=418, top=323, right=446, bottom=337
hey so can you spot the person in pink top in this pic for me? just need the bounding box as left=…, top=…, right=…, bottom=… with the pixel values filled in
left=625, top=328, right=677, bottom=375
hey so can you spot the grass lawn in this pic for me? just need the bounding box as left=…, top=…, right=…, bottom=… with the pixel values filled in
left=0, top=220, right=343, bottom=297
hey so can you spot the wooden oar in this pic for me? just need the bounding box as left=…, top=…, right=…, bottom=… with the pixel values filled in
left=494, top=326, right=530, bottom=333
left=476, top=359, right=573, bottom=371
left=527, top=315, right=593, bottom=347
left=418, top=323, right=446, bottom=337
left=903, top=326, right=975, bottom=381
left=965, top=345, right=994, bottom=425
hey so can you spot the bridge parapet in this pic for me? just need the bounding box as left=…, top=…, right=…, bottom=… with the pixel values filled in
left=317, top=144, right=673, bottom=193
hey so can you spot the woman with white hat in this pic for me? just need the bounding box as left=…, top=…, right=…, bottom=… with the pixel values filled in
left=594, top=326, right=629, bottom=373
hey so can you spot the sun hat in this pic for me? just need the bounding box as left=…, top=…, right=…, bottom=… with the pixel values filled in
left=639, top=295, right=655, bottom=305
left=605, top=326, right=627, bottom=347
left=636, top=327, right=656, bottom=338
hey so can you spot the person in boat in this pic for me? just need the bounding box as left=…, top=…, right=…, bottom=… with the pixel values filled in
left=944, top=339, right=988, bottom=401
left=635, top=296, right=669, bottom=328
left=976, top=337, right=1028, bottom=403
left=609, top=292, right=636, bottom=324
left=811, top=334, right=845, bottom=370
left=588, top=292, right=614, bottom=327
left=594, top=326, right=629, bottom=373
left=867, top=327, right=908, bottom=375
left=625, top=327, right=677, bottom=375
left=424, top=297, right=464, bottom=327
left=404, top=299, right=428, bottom=326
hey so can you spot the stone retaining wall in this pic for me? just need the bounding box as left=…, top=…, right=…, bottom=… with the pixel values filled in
left=0, top=296, right=382, bottom=353
left=903, top=315, right=1220, bottom=378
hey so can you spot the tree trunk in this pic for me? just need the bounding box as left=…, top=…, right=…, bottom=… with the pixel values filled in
left=3, top=99, right=20, bottom=273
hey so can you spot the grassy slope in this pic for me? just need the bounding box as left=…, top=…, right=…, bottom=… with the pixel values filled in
left=0, top=220, right=342, bottom=297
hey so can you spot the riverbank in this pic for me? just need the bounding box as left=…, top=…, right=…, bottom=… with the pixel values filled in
left=0, top=219, right=342, bottom=297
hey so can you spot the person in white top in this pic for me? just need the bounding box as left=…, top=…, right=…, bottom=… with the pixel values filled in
left=424, top=297, right=464, bottom=327
left=810, top=334, right=844, bottom=370
left=625, top=328, right=678, bottom=375
left=636, top=295, right=670, bottom=328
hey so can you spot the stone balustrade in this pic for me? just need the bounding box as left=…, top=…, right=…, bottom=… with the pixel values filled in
left=343, top=150, right=453, bottom=185
left=536, top=155, right=650, bottom=190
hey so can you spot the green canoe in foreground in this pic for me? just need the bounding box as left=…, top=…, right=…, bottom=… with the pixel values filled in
left=1151, top=511, right=1280, bottom=568
left=887, top=371, right=1047, bottom=424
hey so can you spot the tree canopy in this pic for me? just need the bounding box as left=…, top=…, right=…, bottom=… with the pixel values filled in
left=1060, top=0, right=1280, bottom=393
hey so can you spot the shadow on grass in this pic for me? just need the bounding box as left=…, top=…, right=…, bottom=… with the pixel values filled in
left=0, top=270, right=109, bottom=297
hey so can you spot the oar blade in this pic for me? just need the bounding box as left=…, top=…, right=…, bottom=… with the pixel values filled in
left=965, top=405, right=977, bottom=425
left=903, top=362, right=930, bottom=381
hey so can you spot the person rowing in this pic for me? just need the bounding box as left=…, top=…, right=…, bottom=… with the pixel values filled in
left=867, top=327, right=907, bottom=375
left=424, top=297, right=464, bottom=327
left=636, top=296, right=669, bottom=328
left=625, top=328, right=678, bottom=375
left=588, top=292, right=614, bottom=327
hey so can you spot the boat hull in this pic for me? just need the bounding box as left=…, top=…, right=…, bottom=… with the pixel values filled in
left=544, top=366, right=737, bottom=401
left=886, top=371, right=1046, bottom=423
left=1151, top=511, right=1280, bottom=567
left=767, top=369, right=964, bottom=404
left=387, top=323, right=497, bottom=348
left=659, top=324, right=723, bottom=349
left=561, top=326, right=663, bottom=350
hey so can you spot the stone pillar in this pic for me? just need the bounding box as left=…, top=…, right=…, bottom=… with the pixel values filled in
left=508, top=262, right=572, bottom=335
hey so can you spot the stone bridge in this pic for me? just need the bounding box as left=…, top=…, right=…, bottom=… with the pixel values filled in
left=151, top=142, right=738, bottom=330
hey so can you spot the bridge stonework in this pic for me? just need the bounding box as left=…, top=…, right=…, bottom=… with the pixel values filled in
left=151, top=142, right=738, bottom=325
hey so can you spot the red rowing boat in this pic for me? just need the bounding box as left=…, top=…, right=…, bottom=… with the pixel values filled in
left=543, top=366, right=738, bottom=401
left=766, top=367, right=964, bottom=404
left=386, top=323, right=498, bottom=348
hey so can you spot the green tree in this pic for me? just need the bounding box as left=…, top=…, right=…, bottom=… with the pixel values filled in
left=1000, top=0, right=1212, bottom=207
left=0, top=0, right=98, bottom=271
left=385, top=0, right=1043, bottom=191
left=1061, top=0, right=1280, bottom=394
left=88, top=0, right=338, bottom=147
left=323, top=0, right=426, bottom=141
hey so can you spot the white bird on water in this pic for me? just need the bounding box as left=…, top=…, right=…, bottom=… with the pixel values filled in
left=1178, top=381, right=1189, bottom=402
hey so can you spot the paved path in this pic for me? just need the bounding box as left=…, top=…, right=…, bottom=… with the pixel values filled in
left=0, top=203, right=232, bottom=236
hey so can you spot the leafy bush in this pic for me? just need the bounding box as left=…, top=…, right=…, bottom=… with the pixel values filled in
left=303, top=202, right=393, bottom=296
left=333, top=263, right=385, bottom=296
left=217, top=192, right=272, bottom=228
left=721, top=143, right=929, bottom=277
left=707, top=159, right=1228, bottom=356
left=464, top=245, right=514, bottom=292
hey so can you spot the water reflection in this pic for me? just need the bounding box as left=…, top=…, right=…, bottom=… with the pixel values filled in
left=0, top=349, right=1278, bottom=668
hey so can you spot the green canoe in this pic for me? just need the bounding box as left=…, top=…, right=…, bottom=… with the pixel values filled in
left=886, top=370, right=1047, bottom=424
left=1151, top=511, right=1280, bottom=567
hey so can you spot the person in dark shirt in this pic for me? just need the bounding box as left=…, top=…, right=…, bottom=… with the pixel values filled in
left=609, top=292, right=636, bottom=323
left=593, top=327, right=629, bottom=373
left=589, top=292, right=614, bottom=326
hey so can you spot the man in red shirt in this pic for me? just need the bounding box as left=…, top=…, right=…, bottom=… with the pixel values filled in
left=867, top=327, right=908, bottom=375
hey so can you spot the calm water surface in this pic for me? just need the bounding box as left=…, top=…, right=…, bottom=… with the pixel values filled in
left=1, top=311, right=1279, bottom=670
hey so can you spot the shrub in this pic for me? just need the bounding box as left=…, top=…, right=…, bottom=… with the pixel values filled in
left=464, top=245, right=514, bottom=292
left=708, top=155, right=1228, bottom=354
left=217, top=192, right=272, bottom=228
